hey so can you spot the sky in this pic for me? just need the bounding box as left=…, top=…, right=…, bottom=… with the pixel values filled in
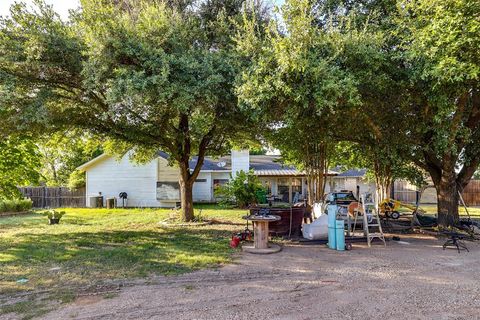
left=0, top=0, right=81, bottom=18
left=0, top=0, right=284, bottom=19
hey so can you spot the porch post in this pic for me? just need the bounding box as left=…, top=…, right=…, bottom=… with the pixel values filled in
left=289, top=178, right=293, bottom=203
left=272, top=178, right=278, bottom=196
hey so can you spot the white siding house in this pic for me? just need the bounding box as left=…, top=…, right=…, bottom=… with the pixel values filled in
left=81, top=154, right=171, bottom=207
left=192, top=172, right=212, bottom=202
left=78, top=150, right=373, bottom=207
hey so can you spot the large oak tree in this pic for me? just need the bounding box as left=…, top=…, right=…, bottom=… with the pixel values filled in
left=0, top=0, right=267, bottom=220
left=397, top=0, right=480, bottom=226
left=313, top=0, right=480, bottom=227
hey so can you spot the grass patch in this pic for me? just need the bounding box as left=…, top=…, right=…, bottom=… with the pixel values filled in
left=419, top=205, right=480, bottom=217
left=397, top=204, right=480, bottom=217
left=0, top=206, right=247, bottom=317
left=103, top=292, right=119, bottom=299
left=0, top=299, right=52, bottom=320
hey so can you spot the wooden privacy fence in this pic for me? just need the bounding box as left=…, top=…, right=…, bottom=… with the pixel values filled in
left=462, top=180, right=480, bottom=206
left=18, top=187, right=86, bottom=208
left=393, top=180, right=480, bottom=206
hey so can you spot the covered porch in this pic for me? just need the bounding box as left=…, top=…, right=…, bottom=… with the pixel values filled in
left=255, top=170, right=338, bottom=204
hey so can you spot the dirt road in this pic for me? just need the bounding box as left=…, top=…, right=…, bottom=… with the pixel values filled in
left=41, top=234, right=480, bottom=319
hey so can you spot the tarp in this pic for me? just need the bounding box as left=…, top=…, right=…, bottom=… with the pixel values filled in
left=302, top=214, right=328, bottom=240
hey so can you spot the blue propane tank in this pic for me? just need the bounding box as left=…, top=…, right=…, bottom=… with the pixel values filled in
left=335, top=220, right=345, bottom=251
left=327, top=204, right=337, bottom=249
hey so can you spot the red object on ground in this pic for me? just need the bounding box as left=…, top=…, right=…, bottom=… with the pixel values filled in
left=230, top=234, right=241, bottom=248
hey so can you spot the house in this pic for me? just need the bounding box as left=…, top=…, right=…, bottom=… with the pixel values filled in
left=325, top=168, right=373, bottom=195
left=77, top=150, right=374, bottom=207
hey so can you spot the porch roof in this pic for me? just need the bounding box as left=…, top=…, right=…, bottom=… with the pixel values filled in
left=254, top=169, right=303, bottom=176
left=254, top=169, right=338, bottom=177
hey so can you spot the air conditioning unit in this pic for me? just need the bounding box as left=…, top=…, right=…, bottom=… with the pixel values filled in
left=89, top=196, right=104, bottom=208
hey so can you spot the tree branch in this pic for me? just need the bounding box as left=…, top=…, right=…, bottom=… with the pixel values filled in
left=189, top=126, right=216, bottom=181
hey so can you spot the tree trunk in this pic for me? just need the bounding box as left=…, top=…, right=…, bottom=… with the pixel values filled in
left=425, top=156, right=460, bottom=228
left=179, top=169, right=195, bottom=222
left=307, top=175, right=314, bottom=206
left=436, top=174, right=459, bottom=228
left=372, top=157, right=392, bottom=209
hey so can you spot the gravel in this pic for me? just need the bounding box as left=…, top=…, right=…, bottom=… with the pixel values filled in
left=38, top=234, right=480, bottom=320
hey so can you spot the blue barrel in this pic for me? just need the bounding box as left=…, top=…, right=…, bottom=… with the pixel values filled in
left=335, top=220, right=345, bottom=251
left=328, top=227, right=336, bottom=249
left=327, top=205, right=337, bottom=249
left=327, top=205, right=337, bottom=228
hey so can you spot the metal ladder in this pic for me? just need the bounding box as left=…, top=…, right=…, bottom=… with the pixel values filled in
left=353, top=195, right=386, bottom=247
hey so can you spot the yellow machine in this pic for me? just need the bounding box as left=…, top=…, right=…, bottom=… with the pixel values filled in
left=379, top=198, right=424, bottom=219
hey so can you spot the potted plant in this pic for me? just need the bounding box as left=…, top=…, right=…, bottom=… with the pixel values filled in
left=47, top=210, right=65, bottom=225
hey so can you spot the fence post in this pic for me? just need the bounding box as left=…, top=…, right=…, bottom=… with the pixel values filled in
left=42, top=187, right=45, bottom=208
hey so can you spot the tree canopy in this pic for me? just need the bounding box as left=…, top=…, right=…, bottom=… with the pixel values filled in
left=37, top=131, right=103, bottom=187
left=0, top=0, right=269, bottom=220
left=0, top=0, right=478, bottom=227
left=396, top=0, right=480, bottom=225
left=0, top=138, right=40, bottom=199
left=237, top=0, right=480, bottom=226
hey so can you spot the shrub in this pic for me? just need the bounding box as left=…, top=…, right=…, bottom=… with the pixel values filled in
left=17, top=199, right=33, bottom=212
left=0, top=198, right=33, bottom=213
left=214, top=170, right=265, bottom=208
left=2, top=200, right=17, bottom=212
left=46, top=209, right=65, bottom=220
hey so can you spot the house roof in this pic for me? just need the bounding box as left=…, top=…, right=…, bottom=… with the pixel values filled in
left=78, top=152, right=362, bottom=177
left=250, top=155, right=294, bottom=171
left=250, top=155, right=299, bottom=176
left=178, top=154, right=298, bottom=173
left=254, top=169, right=303, bottom=176
left=76, top=154, right=110, bottom=171
left=336, top=168, right=367, bottom=177
left=249, top=155, right=336, bottom=176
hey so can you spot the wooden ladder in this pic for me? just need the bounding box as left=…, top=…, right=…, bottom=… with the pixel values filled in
left=353, top=194, right=386, bottom=247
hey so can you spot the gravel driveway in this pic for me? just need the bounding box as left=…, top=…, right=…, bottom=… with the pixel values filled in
left=41, top=234, right=480, bottom=320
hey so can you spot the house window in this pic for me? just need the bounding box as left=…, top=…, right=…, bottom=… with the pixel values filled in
left=260, top=179, right=272, bottom=194
left=292, top=178, right=302, bottom=202
left=213, top=179, right=229, bottom=189
left=195, top=179, right=207, bottom=183
left=277, top=178, right=290, bottom=203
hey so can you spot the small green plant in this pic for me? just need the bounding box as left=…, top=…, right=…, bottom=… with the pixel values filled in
left=214, top=170, right=266, bottom=208
left=46, top=209, right=66, bottom=223
left=193, top=209, right=204, bottom=222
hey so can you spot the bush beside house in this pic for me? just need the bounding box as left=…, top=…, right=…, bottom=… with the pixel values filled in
left=215, top=170, right=266, bottom=208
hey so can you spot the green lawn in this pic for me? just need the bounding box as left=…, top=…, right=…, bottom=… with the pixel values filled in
left=420, top=205, right=480, bottom=217
left=0, top=206, right=247, bottom=318
left=398, top=204, right=480, bottom=217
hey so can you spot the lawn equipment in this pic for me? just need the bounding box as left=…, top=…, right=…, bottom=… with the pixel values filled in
left=230, top=234, right=241, bottom=248
left=379, top=198, right=422, bottom=219
left=230, top=223, right=253, bottom=248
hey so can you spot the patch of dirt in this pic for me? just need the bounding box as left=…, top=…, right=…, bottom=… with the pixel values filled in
left=35, top=234, right=480, bottom=319
left=72, top=296, right=104, bottom=306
